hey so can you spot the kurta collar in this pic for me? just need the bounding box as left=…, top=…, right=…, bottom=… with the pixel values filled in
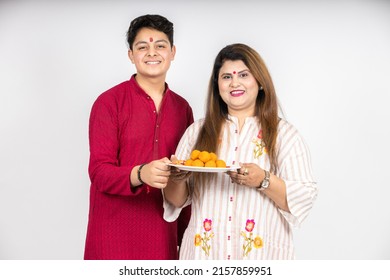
left=227, top=115, right=257, bottom=127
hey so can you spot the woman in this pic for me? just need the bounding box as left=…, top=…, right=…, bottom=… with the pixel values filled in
left=163, top=43, right=317, bottom=259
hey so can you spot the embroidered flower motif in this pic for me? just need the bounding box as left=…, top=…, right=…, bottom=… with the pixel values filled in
left=194, top=218, right=215, bottom=256
left=203, top=219, right=212, bottom=232
left=253, top=236, right=264, bottom=249
left=241, top=219, right=263, bottom=256
left=245, top=219, right=255, bottom=232
left=257, top=130, right=263, bottom=139
left=252, top=129, right=266, bottom=159
left=194, top=234, right=202, bottom=246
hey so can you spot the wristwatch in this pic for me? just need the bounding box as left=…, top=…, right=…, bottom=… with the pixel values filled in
left=257, top=170, right=270, bottom=190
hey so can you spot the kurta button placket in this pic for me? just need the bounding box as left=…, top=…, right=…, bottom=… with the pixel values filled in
left=227, top=195, right=234, bottom=258
left=227, top=122, right=239, bottom=259
left=232, top=147, right=238, bottom=165
left=150, top=94, right=160, bottom=159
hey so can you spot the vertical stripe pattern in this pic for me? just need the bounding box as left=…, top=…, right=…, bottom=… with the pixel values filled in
left=164, top=116, right=318, bottom=259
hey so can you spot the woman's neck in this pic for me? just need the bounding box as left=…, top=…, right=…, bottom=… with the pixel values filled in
left=229, top=109, right=255, bottom=132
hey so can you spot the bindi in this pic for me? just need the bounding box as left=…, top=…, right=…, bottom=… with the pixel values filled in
left=233, top=71, right=237, bottom=74
left=149, top=37, right=153, bottom=42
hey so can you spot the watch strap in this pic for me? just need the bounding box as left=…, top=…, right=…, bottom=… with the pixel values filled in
left=257, top=170, right=270, bottom=190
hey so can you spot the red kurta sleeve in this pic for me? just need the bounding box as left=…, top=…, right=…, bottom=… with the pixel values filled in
left=88, top=89, right=140, bottom=196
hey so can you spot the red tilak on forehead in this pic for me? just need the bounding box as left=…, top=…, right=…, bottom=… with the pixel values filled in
left=149, top=37, right=153, bottom=42
left=233, top=71, right=237, bottom=74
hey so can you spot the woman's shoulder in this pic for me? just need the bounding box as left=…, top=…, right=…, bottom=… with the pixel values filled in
left=186, top=118, right=205, bottom=131
left=276, top=118, right=304, bottom=146
left=277, top=118, right=299, bottom=134
left=277, top=118, right=310, bottom=151
left=178, top=119, right=204, bottom=139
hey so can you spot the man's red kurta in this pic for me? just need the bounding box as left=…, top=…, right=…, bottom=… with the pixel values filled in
left=84, top=75, right=193, bottom=259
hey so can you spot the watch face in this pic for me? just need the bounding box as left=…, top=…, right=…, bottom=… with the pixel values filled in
left=261, top=180, right=270, bottom=189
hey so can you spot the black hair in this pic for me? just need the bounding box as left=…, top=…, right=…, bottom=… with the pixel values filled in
left=126, top=14, right=174, bottom=50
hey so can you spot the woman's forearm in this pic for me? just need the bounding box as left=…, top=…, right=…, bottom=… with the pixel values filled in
left=163, top=179, right=189, bottom=208
left=261, top=174, right=290, bottom=212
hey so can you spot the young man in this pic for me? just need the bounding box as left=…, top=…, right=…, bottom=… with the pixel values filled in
left=84, top=14, right=193, bottom=260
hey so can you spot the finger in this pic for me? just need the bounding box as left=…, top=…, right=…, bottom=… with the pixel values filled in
left=157, top=164, right=171, bottom=172
left=155, top=170, right=170, bottom=179
left=155, top=182, right=168, bottom=189
left=235, top=174, right=247, bottom=182
left=238, top=167, right=247, bottom=175
left=170, top=168, right=181, bottom=174
left=228, top=171, right=238, bottom=176
left=170, top=154, right=178, bottom=162
left=161, top=157, right=170, bottom=162
left=238, top=163, right=246, bottom=174
left=176, top=170, right=189, bottom=176
left=156, top=175, right=170, bottom=184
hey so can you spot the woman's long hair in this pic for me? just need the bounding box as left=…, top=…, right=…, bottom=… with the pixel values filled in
left=193, top=43, right=280, bottom=172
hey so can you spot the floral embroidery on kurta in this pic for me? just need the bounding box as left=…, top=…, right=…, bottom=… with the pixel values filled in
left=241, top=219, right=263, bottom=256
left=194, top=218, right=215, bottom=256
left=252, top=129, right=267, bottom=158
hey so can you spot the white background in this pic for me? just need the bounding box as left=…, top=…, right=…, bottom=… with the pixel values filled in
left=1, top=0, right=389, bottom=260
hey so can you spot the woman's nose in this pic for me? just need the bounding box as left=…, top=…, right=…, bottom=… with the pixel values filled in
left=230, top=77, right=240, bottom=87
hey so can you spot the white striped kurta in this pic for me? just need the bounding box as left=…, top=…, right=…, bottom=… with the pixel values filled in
left=163, top=116, right=318, bottom=260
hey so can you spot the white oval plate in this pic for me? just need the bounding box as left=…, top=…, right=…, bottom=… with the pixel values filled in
left=167, top=163, right=240, bottom=173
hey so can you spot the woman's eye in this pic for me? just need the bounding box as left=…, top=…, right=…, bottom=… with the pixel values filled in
left=156, top=44, right=166, bottom=49
left=239, top=72, right=249, bottom=78
left=221, top=75, right=231, bottom=80
left=138, top=46, right=147, bottom=50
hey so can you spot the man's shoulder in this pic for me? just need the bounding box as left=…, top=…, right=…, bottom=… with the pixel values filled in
left=94, top=80, right=131, bottom=102
left=102, top=80, right=130, bottom=96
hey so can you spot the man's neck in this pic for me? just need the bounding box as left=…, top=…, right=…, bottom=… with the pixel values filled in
left=135, top=74, right=166, bottom=97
